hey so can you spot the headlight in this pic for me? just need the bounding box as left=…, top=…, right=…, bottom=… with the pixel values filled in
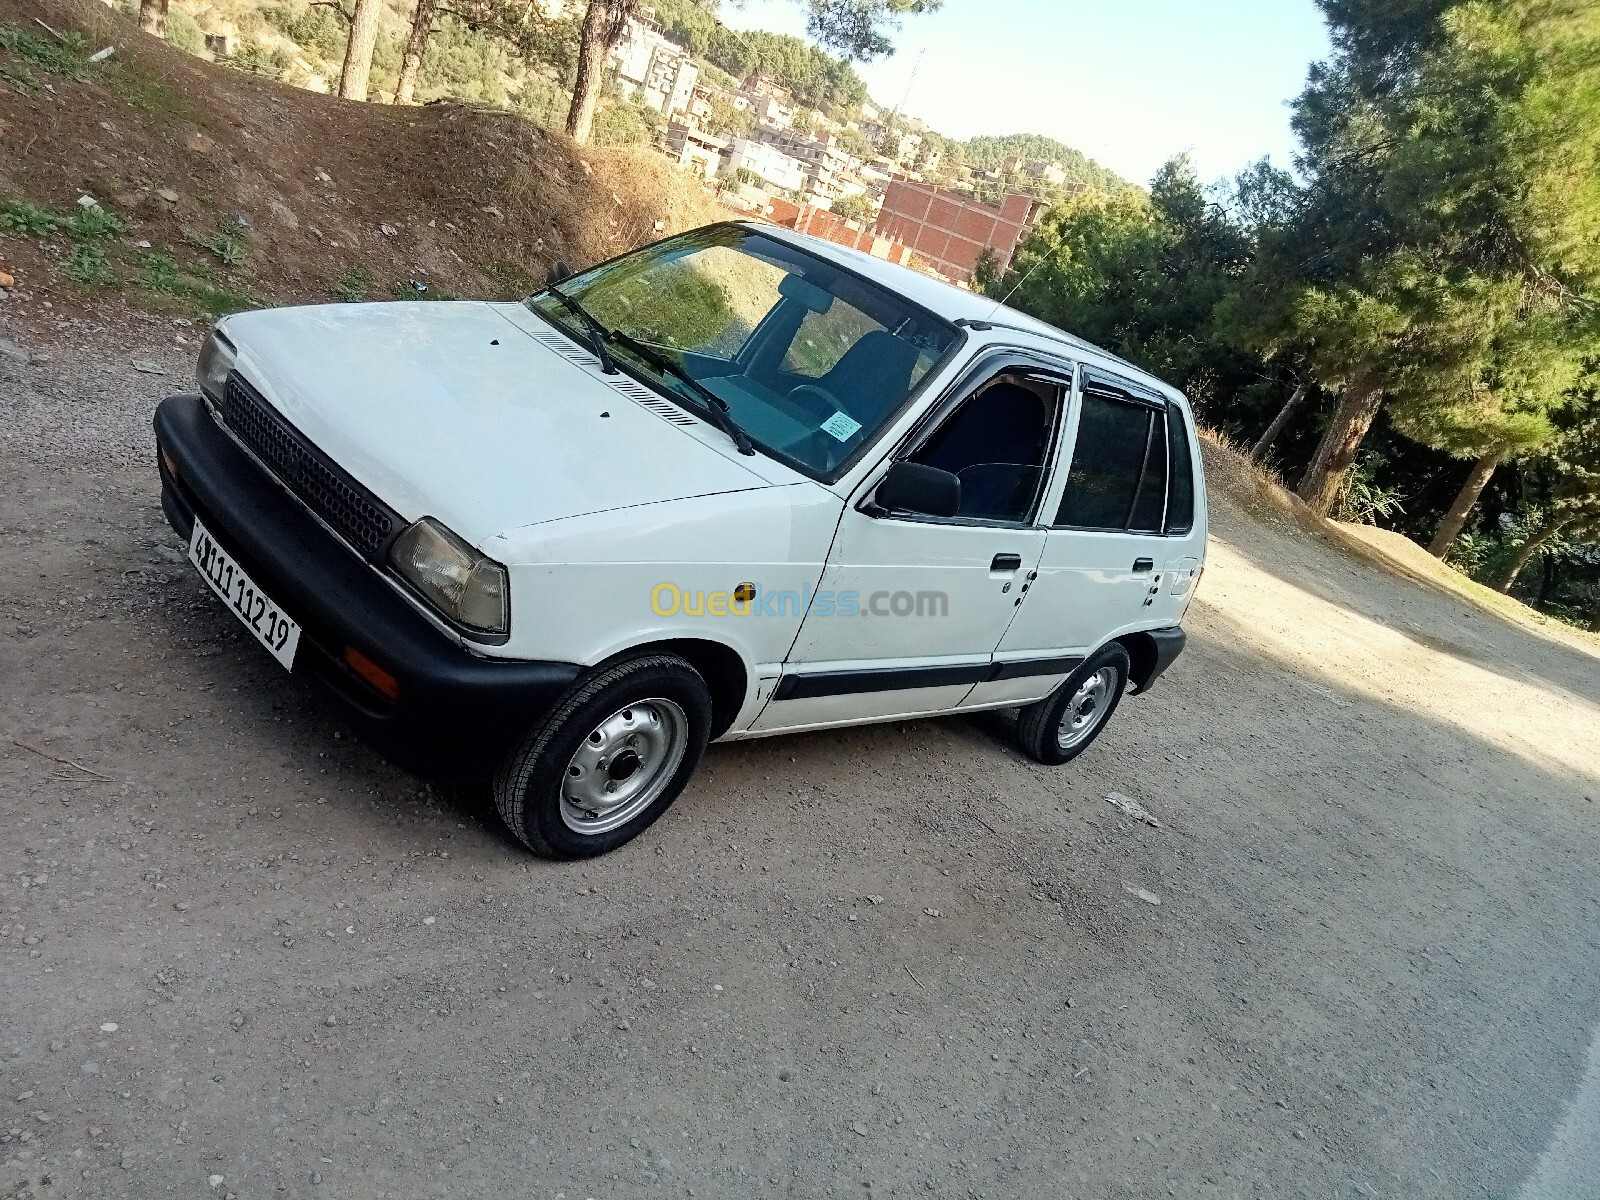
left=196, top=330, right=236, bottom=403
left=390, top=518, right=509, bottom=636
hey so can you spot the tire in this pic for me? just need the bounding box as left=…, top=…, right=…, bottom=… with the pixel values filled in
left=493, top=654, right=712, bottom=858
left=1016, top=642, right=1130, bottom=766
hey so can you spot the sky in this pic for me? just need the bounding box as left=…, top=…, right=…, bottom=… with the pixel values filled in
left=717, top=0, right=1334, bottom=187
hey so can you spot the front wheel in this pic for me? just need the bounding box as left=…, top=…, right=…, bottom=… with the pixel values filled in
left=1016, top=642, right=1130, bottom=766
left=493, top=654, right=712, bottom=858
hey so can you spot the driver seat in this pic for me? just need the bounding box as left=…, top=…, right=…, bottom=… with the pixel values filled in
left=817, top=331, right=921, bottom=423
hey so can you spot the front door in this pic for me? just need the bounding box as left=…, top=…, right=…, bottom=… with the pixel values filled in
left=753, top=370, right=1066, bottom=732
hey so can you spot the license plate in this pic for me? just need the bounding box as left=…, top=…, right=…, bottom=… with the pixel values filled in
left=188, top=519, right=301, bottom=670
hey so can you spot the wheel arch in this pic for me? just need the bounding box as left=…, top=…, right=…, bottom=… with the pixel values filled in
left=1116, top=630, right=1160, bottom=695
left=595, top=637, right=749, bottom=741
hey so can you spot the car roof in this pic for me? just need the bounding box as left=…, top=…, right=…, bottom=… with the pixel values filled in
left=743, top=221, right=1176, bottom=400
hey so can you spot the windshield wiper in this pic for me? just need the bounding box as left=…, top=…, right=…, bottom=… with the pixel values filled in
left=607, top=330, right=757, bottom=457
left=545, top=285, right=617, bottom=374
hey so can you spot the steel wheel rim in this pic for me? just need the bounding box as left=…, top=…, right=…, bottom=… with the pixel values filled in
left=1057, top=666, right=1117, bottom=751
left=560, top=698, right=689, bottom=835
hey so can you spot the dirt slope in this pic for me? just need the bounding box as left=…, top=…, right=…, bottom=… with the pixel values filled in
left=1, top=0, right=727, bottom=312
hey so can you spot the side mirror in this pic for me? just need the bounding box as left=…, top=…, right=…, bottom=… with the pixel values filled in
left=875, top=461, right=960, bottom=518
left=547, top=260, right=574, bottom=287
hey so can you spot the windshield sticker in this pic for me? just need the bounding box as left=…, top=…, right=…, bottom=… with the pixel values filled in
left=821, top=411, right=863, bottom=442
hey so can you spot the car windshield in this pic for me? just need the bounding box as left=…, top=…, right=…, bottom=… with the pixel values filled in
left=525, top=225, right=960, bottom=479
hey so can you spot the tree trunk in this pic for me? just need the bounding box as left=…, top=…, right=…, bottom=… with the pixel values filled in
left=566, top=0, right=633, bottom=144
left=138, top=0, right=167, bottom=37
left=395, top=0, right=437, bottom=105
left=339, top=0, right=383, bottom=102
left=1296, top=382, right=1384, bottom=516
left=1589, top=599, right=1600, bottom=634
left=1249, top=383, right=1307, bottom=462
left=1492, top=516, right=1568, bottom=592
left=1536, top=555, right=1558, bottom=607
left=1428, top=447, right=1504, bottom=558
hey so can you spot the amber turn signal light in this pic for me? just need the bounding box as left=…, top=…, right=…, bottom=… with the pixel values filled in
left=344, top=645, right=401, bottom=700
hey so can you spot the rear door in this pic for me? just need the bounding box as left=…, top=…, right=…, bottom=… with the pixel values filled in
left=979, top=370, right=1201, bottom=699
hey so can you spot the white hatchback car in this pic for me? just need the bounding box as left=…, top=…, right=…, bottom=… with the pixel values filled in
left=154, top=222, right=1206, bottom=857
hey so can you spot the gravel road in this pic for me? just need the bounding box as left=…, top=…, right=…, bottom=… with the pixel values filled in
left=4, top=309, right=1600, bottom=1200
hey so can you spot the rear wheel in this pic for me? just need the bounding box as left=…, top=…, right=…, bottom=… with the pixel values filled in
left=493, top=654, right=712, bottom=858
left=1016, top=642, right=1130, bottom=766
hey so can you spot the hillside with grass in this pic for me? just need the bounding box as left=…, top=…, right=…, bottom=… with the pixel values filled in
left=0, top=0, right=729, bottom=320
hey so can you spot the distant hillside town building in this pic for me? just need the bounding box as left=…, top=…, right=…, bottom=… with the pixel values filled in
left=751, top=128, right=862, bottom=206
left=610, top=18, right=698, bottom=116
left=665, top=123, right=728, bottom=182
left=874, top=181, right=1045, bottom=283
left=766, top=199, right=914, bottom=267
left=726, top=138, right=807, bottom=194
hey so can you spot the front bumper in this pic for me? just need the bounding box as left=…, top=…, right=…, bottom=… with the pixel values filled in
left=153, top=394, right=581, bottom=779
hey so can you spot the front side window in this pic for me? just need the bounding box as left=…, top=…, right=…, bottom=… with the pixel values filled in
left=909, top=374, right=1062, bottom=523
left=526, top=226, right=959, bottom=480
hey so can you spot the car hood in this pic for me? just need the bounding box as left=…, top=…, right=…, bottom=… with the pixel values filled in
left=220, top=301, right=787, bottom=550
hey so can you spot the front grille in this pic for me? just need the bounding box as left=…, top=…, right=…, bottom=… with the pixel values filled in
left=222, top=373, right=400, bottom=560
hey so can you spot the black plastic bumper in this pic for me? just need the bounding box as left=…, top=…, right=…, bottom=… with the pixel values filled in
left=153, top=394, right=581, bottom=780
left=1130, top=627, right=1186, bottom=694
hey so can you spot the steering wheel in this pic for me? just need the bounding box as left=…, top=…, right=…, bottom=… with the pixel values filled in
left=787, top=383, right=848, bottom=423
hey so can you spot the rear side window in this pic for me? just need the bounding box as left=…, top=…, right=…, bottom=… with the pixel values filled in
left=1166, top=406, right=1195, bottom=534
left=1056, top=385, right=1195, bottom=535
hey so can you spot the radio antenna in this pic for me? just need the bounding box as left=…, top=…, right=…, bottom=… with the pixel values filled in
left=989, top=249, right=1048, bottom=314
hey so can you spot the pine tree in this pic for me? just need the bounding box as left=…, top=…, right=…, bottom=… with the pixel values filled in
left=1284, top=0, right=1600, bottom=515
left=1495, top=381, right=1600, bottom=592
left=339, top=0, right=383, bottom=101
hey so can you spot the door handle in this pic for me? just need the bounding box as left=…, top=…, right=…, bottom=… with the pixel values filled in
left=1132, top=557, right=1155, bottom=573
left=991, top=553, right=1023, bottom=572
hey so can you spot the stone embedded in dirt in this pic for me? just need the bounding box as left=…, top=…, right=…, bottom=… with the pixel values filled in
left=1122, top=884, right=1162, bottom=906
left=208, top=1174, right=225, bottom=1187
left=324, top=1015, right=337, bottom=1027
left=1105, top=792, right=1162, bottom=828
left=100, top=1022, right=118, bottom=1032
left=186, top=132, right=214, bottom=154
left=314, top=166, right=333, bottom=183
left=156, top=188, right=179, bottom=204
left=78, top=194, right=100, bottom=208
left=852, top=1121, right=871, bottom=1136
left=0, top=338, right=30, bottom=364
left=0, top=269, right=14, bottom=289
left=379, top=223, right=398, bottom=237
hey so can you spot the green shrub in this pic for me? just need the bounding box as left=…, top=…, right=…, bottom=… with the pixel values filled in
left=67, top=204, right=125, bottom=241
left=138, top=252, right=181, bottom=292
left=230, top=37, right=291, bottom=79
left=166, top=10, right=206, bottom=56
left=61, top=242, right=115, bottom=286
left=0, top=24, right=88, bottom=82
left=0, top=197, right=63, bottom=236
left=331, top=266, right=373, bottom=303
left=261, top=3, right=343, bottom=61
left=187, top=227, right=248, bottom=267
